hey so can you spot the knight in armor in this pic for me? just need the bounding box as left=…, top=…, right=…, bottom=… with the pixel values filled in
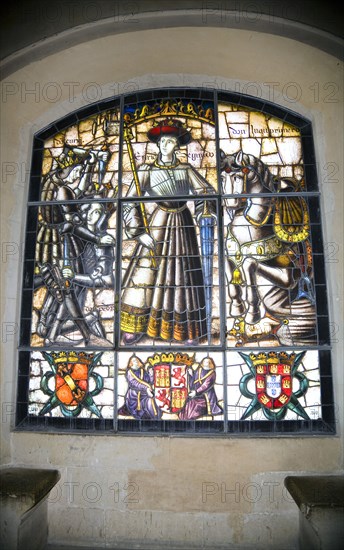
left=34, top=148, right=115, bottom=346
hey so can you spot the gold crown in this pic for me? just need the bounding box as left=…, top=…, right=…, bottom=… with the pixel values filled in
left=148, top=353, right=172, bottom=367
left=56, top=149, right=83, bottom=170
left=51, top=351, right=93, bottom=365
left=148, top=352, right=195, bottom=367
left=278, top=351, right=296, bottom=365
left=249, top=351, right=295, bottom=366
left=175, top=352, right=195, bottom=366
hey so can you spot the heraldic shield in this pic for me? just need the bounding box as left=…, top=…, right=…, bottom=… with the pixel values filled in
left=55, top=356, right=89, bottom=406
left=239, top=351, right=311, bottom=421
left=40, top=351, right=103, bottom=417
left=255, top=357, right=292, bottom=410
left=150, top=353, right=193, bottom=414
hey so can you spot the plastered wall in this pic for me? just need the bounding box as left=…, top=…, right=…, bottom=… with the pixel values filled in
left=1, top=26, right=343, bottom=549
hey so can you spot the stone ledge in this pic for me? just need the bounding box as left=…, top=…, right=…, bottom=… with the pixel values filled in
left=0, top=468, right=60, bottom=507
left=284, top=475, right=344, bottom=550
left=1, top=467, right=61, bottom=550
left=285, top=475, right=344, bottom=513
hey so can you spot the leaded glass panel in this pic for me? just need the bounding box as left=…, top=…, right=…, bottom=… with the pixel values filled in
left=17, top=90, right=335, bottom=435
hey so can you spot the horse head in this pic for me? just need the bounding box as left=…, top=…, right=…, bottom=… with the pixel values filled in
left=220, top=150, right=276, bottom=224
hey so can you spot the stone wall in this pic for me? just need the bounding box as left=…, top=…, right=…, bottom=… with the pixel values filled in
left=1, top=22, right=343, bottom=549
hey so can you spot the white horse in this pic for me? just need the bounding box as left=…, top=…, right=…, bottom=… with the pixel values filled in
left=221, top=150, right=316, bottom=345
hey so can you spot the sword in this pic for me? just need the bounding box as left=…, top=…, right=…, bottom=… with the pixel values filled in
left=63, top=235, right=73, bottom=291
left=61, top=235, right=90, bottom=343
left=66, top=145, right=109, bottom=193
left=294, top=241, right=315, bottom=305
left=95, top=146, right=109, bottom=193
left=200, top=202, right=215, bottom=344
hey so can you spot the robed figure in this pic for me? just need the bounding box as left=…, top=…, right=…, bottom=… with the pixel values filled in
left=118, top=355, right=162, bottom=420
left=121, top=119, right=215, bottom=345
left=179, top=357, right=223, bottom=420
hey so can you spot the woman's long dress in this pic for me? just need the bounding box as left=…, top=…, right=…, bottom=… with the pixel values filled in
left=178, top=366, right=223, bottom=420
left=120, top=159, right=215, bottom=342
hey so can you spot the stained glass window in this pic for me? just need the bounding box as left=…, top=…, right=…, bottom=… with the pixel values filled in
left=17, top=89, right=335, bottom=434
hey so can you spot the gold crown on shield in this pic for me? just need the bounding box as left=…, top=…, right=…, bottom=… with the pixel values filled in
left=148, top=351, right=195, bottom=367
left=51, top=351, right=93, bottom=365
left=148, top=352, right=175, bottom=367
left=249, top=351, right=295, bottom=366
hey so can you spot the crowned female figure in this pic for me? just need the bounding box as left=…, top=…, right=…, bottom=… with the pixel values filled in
left=118, top=355, right=161, bottom=420
left=121, top=119, right=215, bottom=344
left=178, top=357, right=223, bottom=420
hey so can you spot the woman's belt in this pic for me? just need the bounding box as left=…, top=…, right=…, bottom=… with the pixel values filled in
left=158, top=203, right=188, bottom=213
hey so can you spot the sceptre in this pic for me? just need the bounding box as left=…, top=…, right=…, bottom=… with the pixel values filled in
left=123, top=125, right=157, bottom=268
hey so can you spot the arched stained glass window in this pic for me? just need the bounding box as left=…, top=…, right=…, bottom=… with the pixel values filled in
left=17, top=89, right=335, bottom=434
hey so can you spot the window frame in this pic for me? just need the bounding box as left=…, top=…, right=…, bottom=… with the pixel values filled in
left=15, top=88, right=336, bottom=436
